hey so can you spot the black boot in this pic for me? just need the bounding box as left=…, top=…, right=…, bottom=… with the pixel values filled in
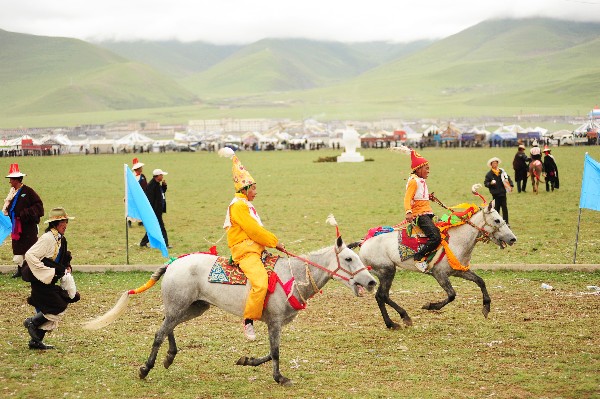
left=24, top=312, right=48, bottom=342
left=11, top=266, right=22, bottom=278
left=28, top=330, right=54, bottom=350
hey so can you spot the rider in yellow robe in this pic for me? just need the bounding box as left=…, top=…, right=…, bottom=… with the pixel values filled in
left=220, top=147, right=284, bottom=340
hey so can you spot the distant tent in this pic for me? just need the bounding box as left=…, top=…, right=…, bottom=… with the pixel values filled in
left=115, top=131, right=154, bottom=147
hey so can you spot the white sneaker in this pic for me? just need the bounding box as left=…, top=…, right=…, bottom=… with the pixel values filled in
left=415, top=260, right=429, bottom=273
left=243, top=322, right=256, bottom=341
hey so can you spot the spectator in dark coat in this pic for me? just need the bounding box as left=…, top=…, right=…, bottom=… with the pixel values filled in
left=484, top=157, right=514, bottom=226
left=2, top=164, right=44, bottom=278
left=140, top=168, right=169, bottom=248
left=542, top=146, right=559, bottom=191
left=512, top=145, right=530, bottom=193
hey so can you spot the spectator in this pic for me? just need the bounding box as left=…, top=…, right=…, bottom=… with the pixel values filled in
left=2, top=164, right=44, bottom=278
left=140, top=169, right=170, bottom=248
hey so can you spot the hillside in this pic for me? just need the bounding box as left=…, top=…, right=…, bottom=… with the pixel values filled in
left=0, top=29, right=197, bottom=115
left=97, top=40, right=242, bottom=79
left=1, top=18, right=599, bottom=127
left=297, top=18, right=600, bottom=117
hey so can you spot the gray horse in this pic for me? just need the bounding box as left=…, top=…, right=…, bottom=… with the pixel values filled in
left=350, top=201, right=516, bottom=329
left=84, top=236, right=376, bottom=386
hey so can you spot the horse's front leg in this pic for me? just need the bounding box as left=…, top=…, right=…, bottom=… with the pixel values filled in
left=374, top=267, right=412, bottom=329
left=267, top=322, right=291, bottom=386
left=422, top=270, right=456, bottom=311
left=457, top=270, right=491, bottom=318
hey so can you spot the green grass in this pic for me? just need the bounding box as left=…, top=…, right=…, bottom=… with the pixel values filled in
left=0, top=269, right=598, bottom=398
left=0, top=145, right=599, bottom=266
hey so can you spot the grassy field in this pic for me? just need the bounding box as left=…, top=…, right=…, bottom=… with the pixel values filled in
left=0, top=145, right=599, bottom=266
left=0, top=269, right=598, bottom=398
left=0, top=146, right=599, bottom=398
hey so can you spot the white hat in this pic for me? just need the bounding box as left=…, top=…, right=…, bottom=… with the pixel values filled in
left=530, top=147, right=541, bottom=156
left=5, top=163, right=26, bottom=178
left=487, top=157, right=501, bottom=168
left=132, top=158, right=144, bottom=170
left=152, top=168, right=168, bottom=176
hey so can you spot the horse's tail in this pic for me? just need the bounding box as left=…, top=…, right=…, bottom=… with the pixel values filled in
left=347, top=240, right=363, bottom=250
left=82, top=265, right=168, bottom=330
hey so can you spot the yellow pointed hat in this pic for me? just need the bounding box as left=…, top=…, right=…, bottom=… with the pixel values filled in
left=218, top=147, right=255, bottom=191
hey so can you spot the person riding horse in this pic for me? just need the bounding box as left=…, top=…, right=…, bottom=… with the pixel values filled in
left=219, top=147, right=285, bottom=341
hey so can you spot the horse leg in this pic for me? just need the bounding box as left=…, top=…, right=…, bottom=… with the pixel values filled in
left=139, top=317, right=179, bottom=379
left=422, top=271, right=456, bottom=311
left=374, top=267, right=412, bottom=329
left=163, top=332, right=177, bottom=369
left=456, top=270, right=491, bottom=318
left=164, top=301, right=210, bottom=369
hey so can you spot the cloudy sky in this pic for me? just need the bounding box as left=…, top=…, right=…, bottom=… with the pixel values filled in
left=1, top=0, right=599, bottom=44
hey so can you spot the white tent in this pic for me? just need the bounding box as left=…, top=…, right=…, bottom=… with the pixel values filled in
left=115, top=131, right=155, bottom=147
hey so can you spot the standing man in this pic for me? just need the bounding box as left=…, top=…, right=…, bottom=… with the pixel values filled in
left=542, top=146, right=559, bottom=191
left=128, top=158, right=147, bottom=227
left=512, top=144, right=530, bottom=193
left=3, top=164, right=44, bottom=278
left=484, top=157, right=514, bottom=226
left=140, top=168, right=169, bottom=248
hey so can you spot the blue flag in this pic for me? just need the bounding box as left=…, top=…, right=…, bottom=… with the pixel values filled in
left=124, top=164, right=169, bottom=257
left=0, top=213, right=11, bottom=243
left=579, top=153, right=600, bottom=212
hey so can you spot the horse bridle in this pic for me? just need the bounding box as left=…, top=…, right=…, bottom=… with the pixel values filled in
left=280, top=247, right=369, bottom=283
left=463, top=209, right=505, bottom=244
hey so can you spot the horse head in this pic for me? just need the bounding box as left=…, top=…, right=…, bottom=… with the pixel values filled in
left=475, top=201, right=517, bottom=249
left=331, top=235, right=377, bottom=296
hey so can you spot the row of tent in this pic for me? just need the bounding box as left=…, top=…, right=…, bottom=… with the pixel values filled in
left=2, top=119, right=598, bottom=154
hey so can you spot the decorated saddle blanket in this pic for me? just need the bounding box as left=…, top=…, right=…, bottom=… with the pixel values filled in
left=208, top=251, right=279, bottom=285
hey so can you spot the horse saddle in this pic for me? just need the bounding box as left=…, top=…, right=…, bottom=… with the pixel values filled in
left=208, top=251, right=279, bottom=285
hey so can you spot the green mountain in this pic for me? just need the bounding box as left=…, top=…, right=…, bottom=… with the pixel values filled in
left=298, top=18, right=600, bottom=117
left=0, top=29, right=196, bottom=115
left=97, top=40, right=242, bottom=79
left=180, top=38, right=423, bottom=98
left=1, top=18, right=599, bottom=127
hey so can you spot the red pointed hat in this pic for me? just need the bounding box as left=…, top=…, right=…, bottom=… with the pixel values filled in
left=5, top=163, right=26, bottom=178
left=390, top=145, right=429, bottom=172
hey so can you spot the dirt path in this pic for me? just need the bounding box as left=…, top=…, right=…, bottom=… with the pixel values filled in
left=1, top=263, right=599, bottom=274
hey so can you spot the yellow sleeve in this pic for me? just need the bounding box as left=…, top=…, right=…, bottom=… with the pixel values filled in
left=230, top=201, right=279, bottom=248
left=404, top=178, right=417, bottom=214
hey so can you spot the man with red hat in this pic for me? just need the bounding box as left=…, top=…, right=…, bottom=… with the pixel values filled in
left=542, top=146, right=559, bottom=191
left=394, top=146, right=441, bottom=273
left=2, top=164, right=44, bottom=278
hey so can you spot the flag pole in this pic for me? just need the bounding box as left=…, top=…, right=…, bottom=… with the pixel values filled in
left=573, top=208, right=582, bottom=264
left=124, top=164, right=129, bottom=265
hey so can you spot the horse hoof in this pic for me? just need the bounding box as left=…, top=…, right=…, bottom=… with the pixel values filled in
left=164, top=357, right=174, bottom=369
left=236, top=356, right=249, bottom=366
left=139, top=366, right=149, bottom=379
left=482, top=306, right=490, bottom=319
left=403, top=317, right=413, bottom=327
left=278, top=377, right=293, bottom=386
left=386, top=322, right=402, bottom=330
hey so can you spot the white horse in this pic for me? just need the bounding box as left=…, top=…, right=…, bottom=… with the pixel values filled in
left=350, top=201, right=516, bottom=329
left=84, top=237, right=376, bottom=386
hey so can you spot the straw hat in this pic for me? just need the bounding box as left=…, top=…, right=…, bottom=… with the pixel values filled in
left=218, top=147, right=255, bottom=192
left=487, top=157, right=501, bottom=168
left=5, top=163, right=26, bottom=178
left=44, top=207, right=75, bottom=224
left=530, top=147, right=541, bottom=156
left=542, top=145, right=551, bottom=153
